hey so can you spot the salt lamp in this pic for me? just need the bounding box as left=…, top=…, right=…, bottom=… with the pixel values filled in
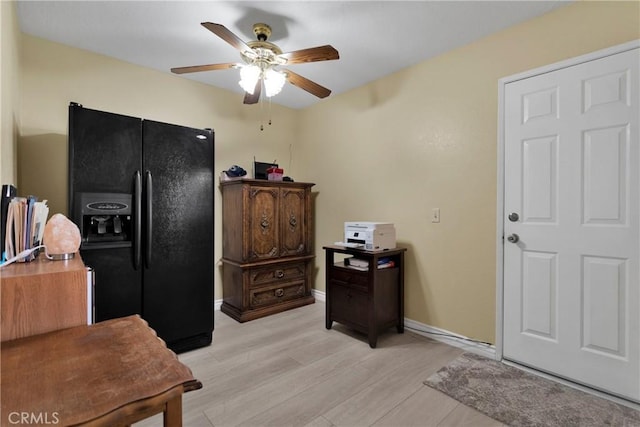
left=43, top=213, right=81, bottom=260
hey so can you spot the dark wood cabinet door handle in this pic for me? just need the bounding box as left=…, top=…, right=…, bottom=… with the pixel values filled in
left=275, top=270, right=285, bottom=279
left=275, top=288, right=285, bottom=297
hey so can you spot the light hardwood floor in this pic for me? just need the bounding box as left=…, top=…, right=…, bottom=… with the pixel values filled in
left=135, top=302, right=504, bottom=427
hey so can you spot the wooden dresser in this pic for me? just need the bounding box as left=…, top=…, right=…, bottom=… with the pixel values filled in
left=220, top=179, right=315, bottom=322
left=1, top=255, right=90, bottom=342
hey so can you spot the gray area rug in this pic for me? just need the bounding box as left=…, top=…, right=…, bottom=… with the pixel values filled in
left=424, top=352, right=640, bottom=427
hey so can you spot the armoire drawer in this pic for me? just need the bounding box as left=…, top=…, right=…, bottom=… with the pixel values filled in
left=250, top=281, right=306, bottom=308
left=249, top=262, right=306, bottom=288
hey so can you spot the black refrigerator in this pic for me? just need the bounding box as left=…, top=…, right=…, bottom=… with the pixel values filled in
left=68, top=103, right=214, bottom=353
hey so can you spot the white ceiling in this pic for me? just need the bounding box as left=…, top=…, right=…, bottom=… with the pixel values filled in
left=16, top=1, right=570, bottom=110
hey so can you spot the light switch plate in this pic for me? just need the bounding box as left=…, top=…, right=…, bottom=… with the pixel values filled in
left=432, top=208, right=440, bottom=223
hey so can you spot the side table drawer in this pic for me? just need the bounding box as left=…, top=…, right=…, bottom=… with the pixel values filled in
left=329, top=281, right=368, bottom=328
left=249, top=262, right=306, bottom=288
left=330, top=267, right=369, bottom=292
left=250, top=281, right=306, bottom=308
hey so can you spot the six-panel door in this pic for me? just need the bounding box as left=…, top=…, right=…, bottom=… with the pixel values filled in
left=503, top=47, right=639, bottom=401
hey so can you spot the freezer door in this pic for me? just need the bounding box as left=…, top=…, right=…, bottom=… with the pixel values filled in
left=69, top=104, right=144, bottom=321
left=68, top=104, right=142, bottom=201
left=142, top=120, right=214, bottom=349
left=82, top=247, right=142, bottom=321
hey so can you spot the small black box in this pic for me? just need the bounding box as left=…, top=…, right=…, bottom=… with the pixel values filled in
left=254, top=161, right=278, bottom=180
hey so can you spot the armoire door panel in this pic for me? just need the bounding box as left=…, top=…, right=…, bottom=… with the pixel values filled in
left=247, top=186, right=279, bottom=260
left=280, top=187, right=307, bottom=257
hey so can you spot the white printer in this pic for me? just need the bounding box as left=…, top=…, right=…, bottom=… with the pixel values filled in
left=344, top=222, right=396, bottom=251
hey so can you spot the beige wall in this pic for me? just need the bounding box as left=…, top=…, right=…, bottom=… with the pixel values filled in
left=0, top=0, right=20, bottom=186
left=298, top=0, right=640, bottom=343
left=14, top=1, right=640, bottom=344
left=18, top=34, right=299, bottom=306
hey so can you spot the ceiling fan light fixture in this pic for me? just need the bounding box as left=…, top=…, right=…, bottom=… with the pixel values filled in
left=264, top=69, right=286, bottom=98
left=238, top=64, right=261, bottom=94
left=172, top=22, right=339, bottom=106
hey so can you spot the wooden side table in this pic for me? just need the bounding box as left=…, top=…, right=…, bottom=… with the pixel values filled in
left=1, top=255, right=89, bottom=342
left=323, top=245, right=406, bottom=348
left=1, top=315, right=201, bottom=426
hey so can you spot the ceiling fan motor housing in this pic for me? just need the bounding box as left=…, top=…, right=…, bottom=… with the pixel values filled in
left=242, top=24, right=284, bottom=67
left=253, top=23, right=272, bottom=42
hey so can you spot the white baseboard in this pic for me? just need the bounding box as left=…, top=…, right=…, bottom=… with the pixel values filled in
left=310, top=289, right=494, bottom=358
left=214, top=298, right=223, bottom=311
left=312, top=289, right=326, bottom=302
left=403, top=318, right=496, bottom=359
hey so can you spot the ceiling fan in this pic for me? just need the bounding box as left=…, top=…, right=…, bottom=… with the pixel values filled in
left=171, top=22, right=340, bottom=104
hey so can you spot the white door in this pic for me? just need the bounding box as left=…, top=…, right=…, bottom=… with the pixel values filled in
left=502, top=46, right=639, bottom=401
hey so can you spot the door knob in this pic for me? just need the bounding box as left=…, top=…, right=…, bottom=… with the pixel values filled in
left=507, top=234, right=520, bottom=243
left=508, top=212, right=519, bottom=222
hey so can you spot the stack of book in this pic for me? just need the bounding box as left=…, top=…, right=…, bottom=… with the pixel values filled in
left=377, top=257, right=395, bottom=269
left=2, top=196, right=49, bottom=262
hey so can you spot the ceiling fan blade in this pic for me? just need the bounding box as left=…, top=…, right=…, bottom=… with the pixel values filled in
left=277, top=45, right=339, bottom=64
left=201, top=22, right=252, bottom=54
left=243, top=80, right=262, bottom=104
left=284, top=69, right=331, bottom=99
left=171, top=62, right=237, bottom=74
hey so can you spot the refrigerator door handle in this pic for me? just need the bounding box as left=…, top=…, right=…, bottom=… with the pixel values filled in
left=145, top=170, right=153, bottom=268
left=134, top=171, right=142, bottom=270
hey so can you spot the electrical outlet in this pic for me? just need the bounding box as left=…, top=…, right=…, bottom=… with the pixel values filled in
left=432, top=208, right=440, bottom=223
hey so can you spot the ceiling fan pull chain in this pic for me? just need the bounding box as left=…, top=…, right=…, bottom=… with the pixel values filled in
left=260, top=79, right=265, bottom=131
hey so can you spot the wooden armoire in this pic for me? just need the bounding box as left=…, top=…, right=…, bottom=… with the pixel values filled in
left=220, top=179, right=315, bottom=322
